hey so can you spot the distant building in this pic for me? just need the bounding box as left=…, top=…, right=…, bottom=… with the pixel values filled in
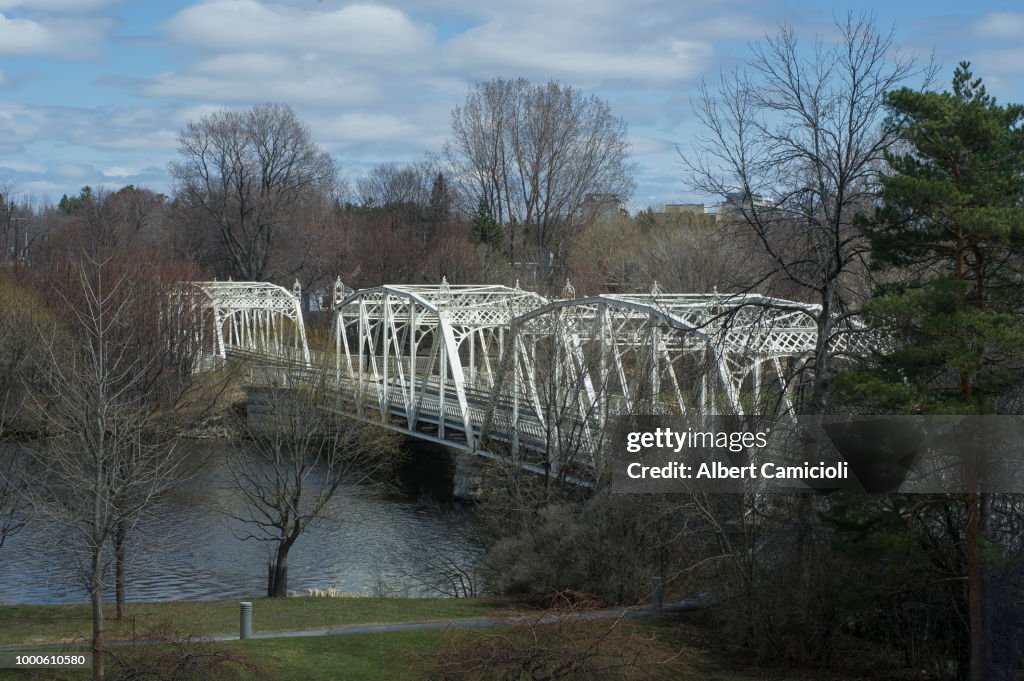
left=717, top=191, right=772, bottom=222
left=580, top=194, right=628, bottom=224
left=641, top=203, right=717, bottom=230
left=662, top=203, right=707, bottom=215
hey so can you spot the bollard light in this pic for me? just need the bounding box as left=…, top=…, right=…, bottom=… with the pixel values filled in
left=240, top=601, right=253, bottom=639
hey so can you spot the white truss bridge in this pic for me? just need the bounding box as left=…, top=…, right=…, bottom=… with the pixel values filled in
left=188, top=279, right=871, bottom=478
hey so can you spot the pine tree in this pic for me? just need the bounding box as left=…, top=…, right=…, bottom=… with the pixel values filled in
left=843, top=63, right=1024, bottom=412
left=471, top=196, right=504, bottom=252
left=837, top=63, right=1024, bottom=681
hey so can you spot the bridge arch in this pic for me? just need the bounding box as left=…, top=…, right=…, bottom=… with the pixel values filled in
left=189, top=281, right=310, bottom=367
left=321, top=282, right=872, bottom=481
left=332, top=283, right=548, bottom=449
left=477, top=292, right=866, bottom=477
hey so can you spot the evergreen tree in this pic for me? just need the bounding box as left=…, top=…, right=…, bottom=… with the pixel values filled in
left=843, top=63, right=1024, bottom=413
left=427, top=172, right=451, bottom=227
left=471, top=195, right=504, bottom=252
left=836, top=63, right=1024, bottom=681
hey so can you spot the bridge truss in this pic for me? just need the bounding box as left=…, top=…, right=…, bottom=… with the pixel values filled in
left=333, top=281, right=548, bottom=450
left=182, top=278, right=869, bottom=477
left=189, top=281, right=310, bottom=367
left=478, top=292, right=870, bottom=475
left=331, top=283, right=870, bottom=476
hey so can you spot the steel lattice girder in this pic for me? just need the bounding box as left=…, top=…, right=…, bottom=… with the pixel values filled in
left=190, top=281, right=310, bottom=365
left=478, top=293, right=870, bottom=475
left=332, top=285, right=870, bottom=475
left=332, top=284, right=549, bottom=450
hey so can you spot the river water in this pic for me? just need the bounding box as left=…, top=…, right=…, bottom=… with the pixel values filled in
left=0, top=441, right=483, bottom=605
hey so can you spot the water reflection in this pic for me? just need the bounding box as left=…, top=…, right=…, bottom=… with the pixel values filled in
left=0, top=441, right=481, bottom=604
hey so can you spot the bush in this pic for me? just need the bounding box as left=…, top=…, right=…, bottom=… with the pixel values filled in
left=106, top=635, right=264, bottom=681
left=419, top=596, right=687, bottom=681
left=482, top=493, right=703, bottom=606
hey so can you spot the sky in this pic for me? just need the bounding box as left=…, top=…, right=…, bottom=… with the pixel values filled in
left=1, top=0, right=1023, bottom=212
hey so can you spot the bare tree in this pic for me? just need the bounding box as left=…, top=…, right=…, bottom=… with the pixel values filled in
left=448, top=79, right=634, bottom=286
left=26, top=255, right=203, bottom=681
left=357, top=160, right=434, bottom=211
left=0, top=183, right=19, bottom=263
left=228, top=377, right=404, bottom=597
left=569, top=210, right=745, bottom=295
left=170, top=102, right=337, bottom=280
left=682, top=14, right=930, bottom=667
left=685, top=13, right=927, bottom=410
left=0, top=185, right=50, bottom=264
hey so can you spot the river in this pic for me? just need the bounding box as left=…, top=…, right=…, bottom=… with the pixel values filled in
left=0, top=441, right=483, bottom=605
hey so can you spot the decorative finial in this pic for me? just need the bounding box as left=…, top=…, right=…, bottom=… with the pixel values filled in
left=439, top=275, right=451, bottom=306
left=292, top=279, right=302, bottom=296
left=514, top=278, right=521, bottom=290
left=562, top=278, right=576, bottom=300
left=651, top=280, right=662, bottom=297
left=333, top=276, right=345, bottom=306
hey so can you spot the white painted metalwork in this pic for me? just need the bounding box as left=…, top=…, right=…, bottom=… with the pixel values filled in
left=477, top=293, right=870, bottom=476
left=332, top=284, right=549, bottom=451
left=330, top=284, right=869, bottom=478
left=189, top=281, right=310, bottom=366
left=189, top=277, right=869, bottom=479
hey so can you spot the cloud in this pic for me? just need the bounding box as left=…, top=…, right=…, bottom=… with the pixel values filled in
left=316, top=111, right=424, bottom=145
left=0, top=101, right=191, bottom=199
left=449, top=27, right=709, bottom=84
left=0, top=102, right=44, bottom=152
left=0, top=160, right=169, bottom=201
left=166, top=0, right=433, bottom=55
left=0, top=13, right=54, bottom=53
left=4, top=0, right=909, bottom=210
left=442, top=6, right=713, bottom=86
left=0, top=0, right=119, bottom=10
left=0, top=12, right=109, bottom=56
left=145, top=57, right=380, bottom=105
left=689, top=13, right=770, bottom=40
left=969, top=46, right=1024, bottom=81
left=148, top=1, right=440, bottom=106
left=972, top=12, right=1024, bottom=40
left=0, top=102, right=182, bottom=155
left=628, top=135, right=673, bottom=156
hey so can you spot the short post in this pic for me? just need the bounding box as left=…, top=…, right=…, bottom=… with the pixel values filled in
left=239, top=601, right=253, bottom=640
left=650, top=576, right=663, bottom=619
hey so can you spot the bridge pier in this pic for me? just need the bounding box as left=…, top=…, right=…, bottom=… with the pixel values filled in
left=453, top=454, right=484, bottom=501
left=245, top=386, right=303, bottom=434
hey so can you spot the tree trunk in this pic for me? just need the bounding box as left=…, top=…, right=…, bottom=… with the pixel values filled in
left=90, top=547, right=105, bottom=681
left=269, top=544, right=290, bottom=597
left=966, top=490, right=985, bottom=681
left=115, top=519, right=127, bottom=620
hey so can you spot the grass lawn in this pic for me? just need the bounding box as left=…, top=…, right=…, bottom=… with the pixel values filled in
left=0, top=603, right=930, bottom=681
left=0, top=630, right=448, bottom=681
left=233, top=630, right=447, bottom=681
left=0, top=615, right=930, bottom=681
left=0, top=620, right=757, bottom=681
left=0, top=596, right=513, bottom=647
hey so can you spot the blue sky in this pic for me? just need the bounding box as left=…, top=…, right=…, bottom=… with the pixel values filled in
left=1, top=0, right=1023, bottom=211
